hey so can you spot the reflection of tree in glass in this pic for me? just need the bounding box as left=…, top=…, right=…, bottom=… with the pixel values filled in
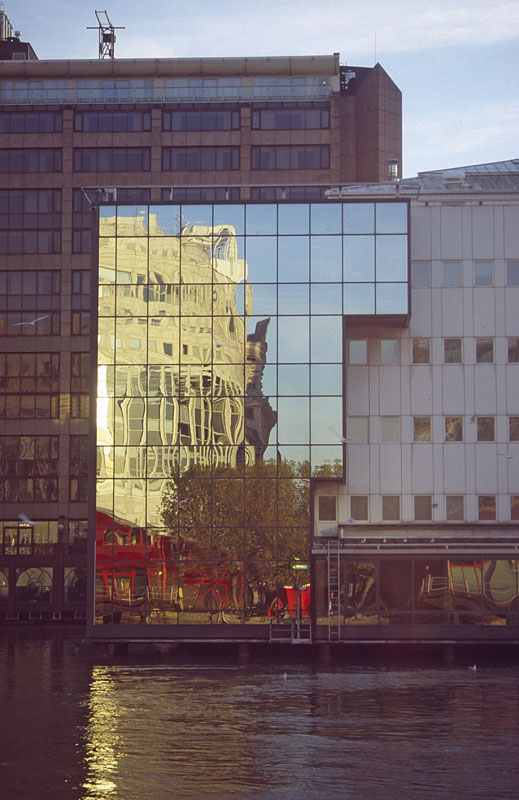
left=161, top=459, right=310, bottom=607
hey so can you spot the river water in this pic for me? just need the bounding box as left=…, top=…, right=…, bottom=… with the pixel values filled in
left=1, top=635, right=519, bottom=800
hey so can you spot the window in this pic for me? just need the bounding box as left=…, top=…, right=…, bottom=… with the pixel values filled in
left=445, top=416, right=462, bottom=442
left=474, top=261, right=492, bottom=286
left=478, top=495, right=496, bottom=520
left=446, top=495, right=464, bottom=520
left=72, top=270, right=91, bottom=311
left=72, top=312, right=90, bottom=337
left=71, top=353, right=90, bottom=419
left=382, top=496, right=400, bottom=520
left=347, top=417, right=368, bottom=443
left=414, top=496, right=432, bottom=521
left=318, top=495, right=336, bottom=521
left=477, top=416, right=495, bottom=441
left=162, top=147, right=240, bottom=171
left=412, top=338, right=430, bottom=364
left=381, top=339, right=399, bottom=364
left=0, top=270, right=61, bottom=335
left=350, top=496, right=368, bottom=521
left=73, top=148, right=151, bottom=172
left=414, top=416, right=431, bottom=442
left=163, top=110, right=239, bottom=131
left=251, top=186, right=326, bottom=200
left=509, top=417, right=519, bottom=441
left=349, top=340, right=367, bottom=364
left=0, top=149, right=62, bottom=173
left=69, top=435, right=89, bottom=502
left=506, top=260, right=519, bottom=286
left=443, top=261, right=462, bottom=287
left=444, top=338, right=462, bottom=363
left=381, top=417, right=400, bottom=442
left=511, top=497, right=519, bottom=520
left=508, top=338, right=519, bottom=363
left=0, top=436, right=58, bottom=502
left=476, top=338, right=493, bottom=363
left=252, top=108, right=329, bottom=130
left=72, top=189, right=92, bottom=254
left=0, top=111, right=62, bottom=133
left=0, top=353, right=59, bottom=420
left=0, top=189, right=61, bottom=254
left=161, top=187, right=240, bottom=202
left=75, top=111, right=151, bottom=131
left=411, top=261, right=430, bottom=287
left=251, top=145, right=330, bottom=170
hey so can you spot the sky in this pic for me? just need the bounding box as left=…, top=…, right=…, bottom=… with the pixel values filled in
left=4, top=0, right=518, bottom=177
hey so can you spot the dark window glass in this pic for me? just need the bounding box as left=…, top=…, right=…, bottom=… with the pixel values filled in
left=73, top=148, right=151, bottom=172
left=0, top=149, right=62, bottom=173
left=162, top=147, right=240, bottom=171
left=251, top=108, right=329, bottom=130
left=414, top=496, right=432, bottom=520
left=251, top=145, right=330, bottom=170
left=476, top=338, right=493, bottom=363
left=318, top=495, right=336, bottom=521
left=382, top=496, right=400, bottom=520
left=412, top=338, right=430, bottom=364
left=508, top=337, right=519, bottom=363
left=477, top=416, right=495, bottom=441
left=478, top=495, right=496, bottom=520
left=509, top=417, right=519, bottom=441
left=445, top=417, right=463, bottom=442
left=350, top=496, right=368, bottom=520
left=446, top=496, right=464, bottom=520
left=0, top=112, right=61, bottom=133
left=444, top=338, right=462, bottom=363
left=163, top=110, right=240, bottom=131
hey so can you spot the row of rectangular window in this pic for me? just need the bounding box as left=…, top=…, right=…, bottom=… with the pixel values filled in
left=320, top=494, right=519, bottom=522
left=0, top=270, right=60, bottom=295
left=0, top=149, right=61, bottom=173
left=348, top=337, right=519, bottom=364
left=0, top=189, right=61, bottom=214
left=71, top=145, right=332, bottom=172
left=0, top=313, right=60, bottom=336
left=0, top=111, right=62, bottom=133
left=412, top=260, right=519, bottom=287
left=0, top=231, right=61, bottom=255
left=346, top=415, right=519, bottom=442
left=0, top=107, right=330, bottom=134
left=0, top=479, right=58, bottom=503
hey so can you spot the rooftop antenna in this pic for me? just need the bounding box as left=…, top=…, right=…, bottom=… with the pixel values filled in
left=87, top=10, right=125, bottom=59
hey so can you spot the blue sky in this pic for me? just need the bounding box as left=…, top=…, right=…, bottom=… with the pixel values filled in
left=6, top=0, right=518, bottom=177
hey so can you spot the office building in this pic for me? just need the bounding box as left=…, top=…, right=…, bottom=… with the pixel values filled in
left=0, top=27, right=402, bottom=629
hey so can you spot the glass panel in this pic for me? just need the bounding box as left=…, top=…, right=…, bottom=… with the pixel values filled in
left=311, top=397, right=342, bottom=443
left=278, top=204, right=309, bottom=234
left=278, top=365, right=309, bottom=395
left=376, top=283, right=408, bottom=314
left=278, top=236, right=309, bottom=282
left=278, top=284, right=308, bottom=315
left=311, top=364, right=342, bottom=395
left=379, top=561, right=413, bottom=618
left=344, top=284, right=374, bottom=315
left=277, top=317, right=309, bottom=362
left=376, top=235, right=408, bottom=281
left=149, top=205, right=181, bottom=235
left=381, top=417, right=400, bottom=442
left=345, top=561, right=377, bottom=623
left=245, top=204, right=276, bottom=235
left=310, top=203, right=342, bottom=234
left=346, top=417, right=368, bottom=443
left=277, top=397, right=309, bottom=444
left=414, top=560, right=451, bottom=623
left=443, top=261, right=461, bottom=287
left=446, top=496, right=464, bottom=520
left=445, top=417, right=463, bottom=441
left=343, top=203, right=374, bottom=234
left=310, top=283, right=342, bottom=314
left=213, top=204, right=245, bottom=235
left=414, top=417, right=431, bottom=442
left=380, top=339, right=399, bottom=364
left=311, top=316, right=342, bottom=363
left=310, top=236, right=342, bottom=282
left=344, top=236, right=374, bottom=282
left=246, top=237, right=277, bottom=283
left=475, top=261, right=492, bottom=286
left=376, top=203, right=407, bottom=233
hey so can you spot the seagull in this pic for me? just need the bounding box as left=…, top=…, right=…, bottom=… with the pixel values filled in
left=432, top=503, right=439, bottom=508
left=469, top=415, right=477, bottom=423
left=13, top=315, right=50, bottom=327
left=469, top=664, right=477, bottom=671
left=18, top=512, right=35, bottom=526
left=177, top=499, right=190, bottom=507
left=347, top=517, right=356, bottom=523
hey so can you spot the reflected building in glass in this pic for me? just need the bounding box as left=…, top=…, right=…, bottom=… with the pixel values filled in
left=92, top=200, right=409, bottom=629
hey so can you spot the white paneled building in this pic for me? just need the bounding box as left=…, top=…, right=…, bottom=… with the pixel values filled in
left=313, top=160, right=519, bottom=642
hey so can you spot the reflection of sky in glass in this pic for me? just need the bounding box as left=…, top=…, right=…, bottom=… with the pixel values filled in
left=344, top=236, right=374, bottom=281
left=278, top=204, right=309, bottom=234
left=311, top=364, right=343, bottom=395
left=311, top=317, right=342, bottom=362
left=278, top=284, right=309, bottom=314
left=311, top=397, right=343, bottom=443
left=343, top=283, right=375, bottom=314
left=247, top=283, right=276, bottom=316
left=278, top=237, right=309, bottom=281
left=310, top=283, right=342, bottom=314
left=277, top=397, right=309, bottom=444
left=180, top=204, right=213, bottom=229
left=214, top=204, right=245, bottom=234
left=149, top=204, right=180, bottom=235
left=344, top=203, right=374, bottom=234
left=311, top=203, right=342, bottom=234
left=246, top=237, right=277, bottom=282
left=376, top=202, right=408, bottom=233
left=376, top=283, right=408, bottom=314
left=278, top=365, right=310, bottom=395
left=278, top=317, right=309, bottom=362
left=376, top=236, right=408, bottom=281
left=246, top=204, right=277, bottom=235
left=310, top=237, right=342, bottom=282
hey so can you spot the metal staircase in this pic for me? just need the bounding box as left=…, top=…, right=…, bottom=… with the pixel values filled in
left=327, top=540, right=341, bottom=642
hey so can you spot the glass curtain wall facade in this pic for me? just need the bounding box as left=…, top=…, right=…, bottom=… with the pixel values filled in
left=94, top=200, right=408, bottom=627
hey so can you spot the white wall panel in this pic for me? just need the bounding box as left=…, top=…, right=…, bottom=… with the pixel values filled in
left=474, top=365, right=497, bottom=411
left=441, top=290, right=464, bottom=336
left=473, top=289, right=495, bottom=335
left=378, top=367, right=401, bottom=414
left=442, top=446, right=466, bottom=493
left=471, top=206, right=495, bottom=259
left=380, top=445, right=401, bottom=492
left=442, top=365, right=464, bottom=412
left=346, top=366, right=369, bottom=414
left=440, top=206, right=463, bottom=258
left=410, top=445, right=434, bottom=493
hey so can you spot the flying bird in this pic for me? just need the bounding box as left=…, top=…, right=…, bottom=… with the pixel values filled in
left=13, top=315, right=50, bottom=327
left=18, top=512, right=35, bottom=526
